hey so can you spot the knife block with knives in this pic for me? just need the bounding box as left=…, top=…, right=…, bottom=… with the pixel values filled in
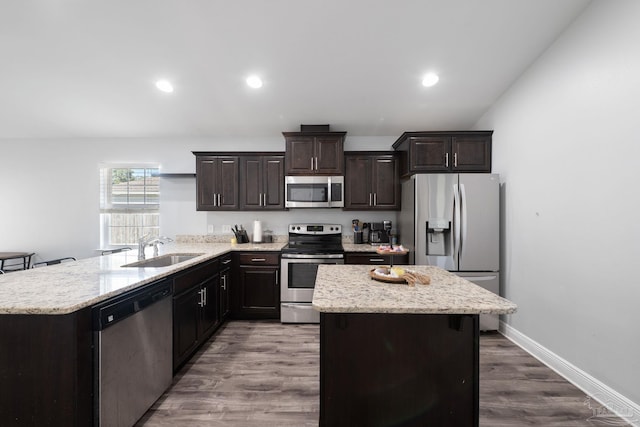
left=232, top=225, right=250, bottom=243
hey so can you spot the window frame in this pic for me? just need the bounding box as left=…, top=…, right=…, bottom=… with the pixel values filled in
left=99, top=164, right=161, bottom=248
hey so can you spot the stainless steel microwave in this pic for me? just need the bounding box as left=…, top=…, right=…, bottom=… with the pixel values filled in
left=285, top=176, right=344, bottom=208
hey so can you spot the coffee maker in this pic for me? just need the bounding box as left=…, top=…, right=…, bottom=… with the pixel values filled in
left=369, top=221, right=392, bottom=245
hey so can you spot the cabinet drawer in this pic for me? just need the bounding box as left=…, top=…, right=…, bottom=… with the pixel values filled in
left=173, top=259, right=219, bottom=295
left=345, top=253, right=408, bottom=265
left=219, top=254, right=232, bottom=269
left=238, top=253, right=279, bottom=266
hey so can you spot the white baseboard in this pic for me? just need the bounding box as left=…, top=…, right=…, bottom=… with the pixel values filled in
left=499, top=321, right=640, bottom=427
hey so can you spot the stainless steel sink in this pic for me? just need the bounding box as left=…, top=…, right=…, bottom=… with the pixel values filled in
left=122, top=253, right=204, bottom=268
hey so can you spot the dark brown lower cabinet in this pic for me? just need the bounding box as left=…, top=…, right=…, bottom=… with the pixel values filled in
left=219, top=254, right=232, bottom=320
left=172, top=260, right=221, bottom=371
left=0, top=309, right=93, bottom=426
left=233, top=252, right=280, bottom=319
left=344, top=252, right=409, bottom=265
left=320, top=313, right=479, bottom=427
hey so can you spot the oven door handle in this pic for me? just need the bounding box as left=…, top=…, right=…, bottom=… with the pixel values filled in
left=281, top=254, right=344, bottom=260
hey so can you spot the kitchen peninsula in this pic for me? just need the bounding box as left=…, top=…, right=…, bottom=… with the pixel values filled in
left=0, top=242, right=285, bottom=426
left=313, top=264, right=517, bottom=427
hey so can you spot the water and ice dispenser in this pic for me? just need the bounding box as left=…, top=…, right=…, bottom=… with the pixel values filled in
left=426, top=219, right=451, bottom=256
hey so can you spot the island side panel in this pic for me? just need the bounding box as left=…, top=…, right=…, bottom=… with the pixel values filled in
left=0, top=309, right=93, bottom=426
left=320, top=312, right=479, bottom=427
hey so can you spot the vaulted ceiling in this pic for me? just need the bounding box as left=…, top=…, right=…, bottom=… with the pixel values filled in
left=0, top=0, right=590, bottom=138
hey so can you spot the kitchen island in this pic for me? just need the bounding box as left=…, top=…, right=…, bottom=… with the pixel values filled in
left=313, top=264, right=517, bottom=427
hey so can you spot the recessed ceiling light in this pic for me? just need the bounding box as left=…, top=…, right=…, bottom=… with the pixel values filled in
left=155, top=80, right=174, bottom=93
left=422, top=73, right=439, bottom=87
left=246, top=75, right=263, bottom=89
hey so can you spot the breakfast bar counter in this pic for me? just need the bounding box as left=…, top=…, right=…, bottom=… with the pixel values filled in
left=313, top=265, right=517, bottom=427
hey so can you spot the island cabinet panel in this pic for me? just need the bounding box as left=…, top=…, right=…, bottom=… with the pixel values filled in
left=320, top=313, right=479, bottom=427
left=283, top=131, right=346, bottom=175
left=0, top=309, right=93, bottom=426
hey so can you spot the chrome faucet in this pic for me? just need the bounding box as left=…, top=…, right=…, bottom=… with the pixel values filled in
left=138, top=234, right=174, bottom=260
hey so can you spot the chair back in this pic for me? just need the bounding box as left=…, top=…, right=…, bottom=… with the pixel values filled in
left=32, top=257, right=77, bottom=268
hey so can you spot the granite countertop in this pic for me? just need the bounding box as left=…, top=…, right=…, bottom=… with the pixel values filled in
left=313, top=265, right=517, bottom=315
left=342, top=243, right=382, bottom=252
left=0, top=242, right=286, bottom=315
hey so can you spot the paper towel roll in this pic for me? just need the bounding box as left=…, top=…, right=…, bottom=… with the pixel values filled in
left=252, top=220, right=263, bottom=243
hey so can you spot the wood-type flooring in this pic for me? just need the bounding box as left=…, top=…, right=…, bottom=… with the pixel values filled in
left=138, top=320, right=630, bottom=427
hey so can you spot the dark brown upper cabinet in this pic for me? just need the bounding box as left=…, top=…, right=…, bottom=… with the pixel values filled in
left=283, top=132, right=346, bottom=175
left=344, top=152, right=400, bottom=210
left=240, top=155, right=285, bottom=210
left=194, top=155, right=240, bottom=211
left=392, top=131, right=492, bottom=175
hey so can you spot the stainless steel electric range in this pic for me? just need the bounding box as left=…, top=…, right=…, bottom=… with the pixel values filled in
left=280, top=223, right=344, bottom=323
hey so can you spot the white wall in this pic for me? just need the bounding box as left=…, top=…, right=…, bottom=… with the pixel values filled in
left=0, top=135, right=397, bottom=263
left=474, top=0, right=640, bottom=410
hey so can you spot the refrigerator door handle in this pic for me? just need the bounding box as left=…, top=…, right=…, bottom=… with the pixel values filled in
left=460, top=183, right=468, bottom=260
left=453, top=183, right=461, bottom=266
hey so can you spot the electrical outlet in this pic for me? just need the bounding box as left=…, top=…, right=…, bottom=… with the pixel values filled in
left=221, top=224, right=231, bottom=233
left=207, top=225, right=214, bottom=234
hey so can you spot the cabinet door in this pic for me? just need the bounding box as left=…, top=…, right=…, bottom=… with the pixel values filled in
left=410, top=137, right=451, bottom=172
left=240, top=156, right=262, bottom=210
left=220, top=268, right=231, bottom=320
left=452, top=136, right=491, bottom=172
left=173, top=288, right=201, bottom=370
left=315, top=136, right=344, bottom=175
left=285, top=137, right=315, bottom=174
left=263, top=156, right=285, bottom=209
left=238, top=266, right=280, bottom=318
left=372, top=156, right=400, bottom=209
left=199, top=273, right=220, bottom=339
left=218, top=157, right=239, bottom=209
left=344, top=155, right=373, bottom=209
left=196, top=157, right=218, bottom=209
left=196, top=156, right=239, bottom=210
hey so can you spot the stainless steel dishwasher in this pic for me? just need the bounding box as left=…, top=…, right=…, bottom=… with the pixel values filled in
left=93, top=280, right=173, bottom=427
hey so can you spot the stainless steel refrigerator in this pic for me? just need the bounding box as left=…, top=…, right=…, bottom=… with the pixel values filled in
left=398, top=173, right=500, bottom=330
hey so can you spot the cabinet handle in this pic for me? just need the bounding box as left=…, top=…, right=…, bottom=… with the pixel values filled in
left=222, top=276, right=227, bottom=290
left=311, top=158, right=314, bottom=170
left=275, top=274, right=278, bottom=285
left=218, top=194, right=221, bottom=206
left=369, top=193, right=373, bottom=206
left=374, top=193, right=377, bottom=206
left=203, top=287, right=207, bottom=305
left=213, top=193, right=217, bottom=207
left=251, top=258, right=266, bottom=262
left=369, top=258, right=385, bottom=262
left=445, top=153, right=449, bottom=167
left=222, top=259, right=231, bottom=265
left=198, top=289, right=204, bottom=307
left=454, top=152, right=458, bottom=168
left=315, top=157, right=318, bottom=170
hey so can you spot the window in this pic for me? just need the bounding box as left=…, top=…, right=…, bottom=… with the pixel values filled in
left=100, top=165, right=160, bottom=247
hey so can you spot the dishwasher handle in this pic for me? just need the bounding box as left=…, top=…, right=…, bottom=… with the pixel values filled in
left=93, top=281, right=172, bottom=331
